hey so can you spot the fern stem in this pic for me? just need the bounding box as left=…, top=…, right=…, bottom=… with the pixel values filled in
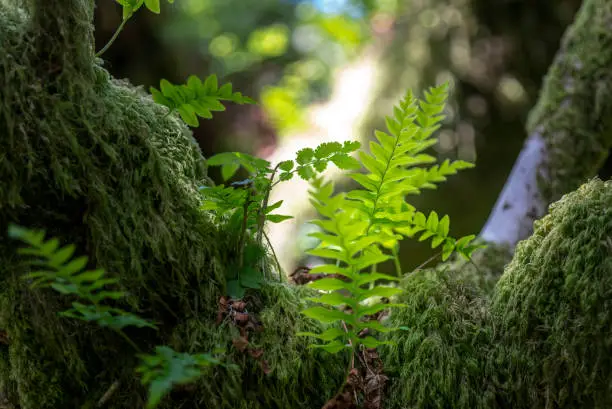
left=117, top=329, right=141, bottom=353
left=391, top=244, right=402, bottom=276
left=96, top=17, right=130, bottom=58
left=412, top=250, right=442, bottom=273
left=263, top=230, right=284, bottom=282
left=334, top=320, right=355, bottom=399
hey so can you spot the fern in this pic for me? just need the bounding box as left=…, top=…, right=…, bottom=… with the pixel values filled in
left=7, top=224, right=155, bottom=329
left=8, top=225, right=222, bottom=408
left=136, top=346, right=220, bottom=409
left=345, top=82, right=480, bottom=261
left=297, top=178, right=405, bottom=353
left=298, top=83, right=483, bottom=359
left=150, top=75, right=255, bottom=127
left=202, top=141, right=361, bottom=298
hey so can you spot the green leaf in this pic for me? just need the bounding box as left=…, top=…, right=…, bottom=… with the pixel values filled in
left=442, top=240, right=455, bottom=261
left=431, top=235, right=445, bottom=249
left=239, top=267, right=262, bottom=289
left=266, top=214, right=293, bottom=223
left=356, top=303, right=407, bottom=319
left=278, top=160, right=294, bottom=172
left=144, top=0, right=160, bottom=13
left=50, top=244, right=77, bottom=267
left=309, top=340, right=347, bottom=354
left=426, top=211, right=439, bottom=232
left=330, top=154, right=361, bottom=170
left=137, top=346, right=219, bottom=409
left=301, top=307, right=349, bottom=323
left=355, top=272, right=400, bottom=287
left=57, top=256, right=88, bottom=276
left=151, top=76, right=254, bottom=126
left=297, top=165, right=316, bottom=180
left=221, top=163, right=240, bottom=181
left=438, top=215, right=450, bottom=237
left=359, top=336, right=394, bottom=348
left=296, top=148, right=315, bottom=165
left=306, top=278, right=350, bottom=292
left=204, top=74, right=218, bottom=91
left=297, top=327, right=345, bottom=341
left=307, top=247, right=348, bottom=263
left=226, top=280, right=245, bottom=299
left=314, top=142, right=342, bottom=159
left=356, top=286, right=403, bottom=302
left=306, top=292, right=354, bottom=307
left=177, top=105, right=198, bottom=127
left=279, top=172, right=293, bottom=181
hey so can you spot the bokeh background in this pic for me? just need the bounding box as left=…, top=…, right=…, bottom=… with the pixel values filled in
left=94, top=0, right=612, bottom=275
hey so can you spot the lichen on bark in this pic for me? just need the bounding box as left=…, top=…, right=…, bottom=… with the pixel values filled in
left=526, top=0, right=612, bottom=203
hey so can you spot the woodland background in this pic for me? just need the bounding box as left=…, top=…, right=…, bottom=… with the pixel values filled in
left=93, top=0, right=612, bottom=274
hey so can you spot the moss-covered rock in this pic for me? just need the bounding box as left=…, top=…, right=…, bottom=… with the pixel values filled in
left=491, top=178, right=612, bottom=408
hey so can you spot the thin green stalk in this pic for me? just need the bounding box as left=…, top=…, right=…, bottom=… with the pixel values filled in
left=263, top=230, right=284, bottom=282
left=96, top=17, right=130, bottom=58
left=391, top=243, right=402, bottom=276
left=117, top=329, right=141, bottom=353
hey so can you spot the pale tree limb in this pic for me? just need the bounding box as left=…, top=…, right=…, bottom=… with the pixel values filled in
left=480, top=0, right=612, bottom=250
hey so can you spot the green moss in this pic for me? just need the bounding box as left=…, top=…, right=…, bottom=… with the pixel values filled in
left=447, top=242, right=513, bottom=296
left=526, top=0, right=612, bottom=203
left=382, top=267, right=495, bottom=409
left=0, top=2, right=344, bottom=407
left=491, top=178, right=612, bottom=408
left=166, top=283, right=346, bottom=409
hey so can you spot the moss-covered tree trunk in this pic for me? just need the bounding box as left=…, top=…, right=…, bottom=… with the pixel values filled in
left=0, top=0, right=611, bottom=409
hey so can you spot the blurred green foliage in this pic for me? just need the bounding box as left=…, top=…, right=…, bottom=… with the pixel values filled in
left=156, top=0, right=375, bottom=134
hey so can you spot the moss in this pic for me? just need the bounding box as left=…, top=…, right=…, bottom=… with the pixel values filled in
left=491, top=178, right=612, bottom=408
left=0, top=2, right=344, bottom=407
left=526, top=0, right=612, bottom=203
left=165, top=283, right=346, bottom=409
left=447, top=242, right=513, bottom=296
left=382, top=267, right=496, bottom=409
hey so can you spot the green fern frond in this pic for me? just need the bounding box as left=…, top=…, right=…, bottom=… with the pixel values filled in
left=299, top=83, right=484, bottom=358
left=7, top=224, right=156, bottom=329
left=150, top=75, right=255, bottom=127
left=297, top=179, right=405, bottom=351
left=343, top=83, right=476, bottom=255
left=136, top=346, right=220, bottom=409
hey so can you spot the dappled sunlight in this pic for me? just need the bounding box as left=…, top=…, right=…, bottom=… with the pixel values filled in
left=263, top=47, right=382, bottom=274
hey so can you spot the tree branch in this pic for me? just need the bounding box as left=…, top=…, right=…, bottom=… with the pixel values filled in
left=480, top=0, right=612, bottom=249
